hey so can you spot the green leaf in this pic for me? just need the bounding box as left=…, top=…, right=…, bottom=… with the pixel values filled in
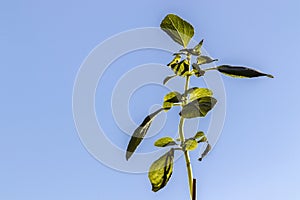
left=185, top=87, right=213, bottom=102
left=217, top=65, right=274, bottom=78
left=160, top=14, right=194, bottom=48
left=169, top=59, right=190, bottom=77
left=192, top=131, right=207, bottom=143
left=184, top=139, right=198, bottom=151
left=191, top=63, right=205, bottom=77
left=193, top=131, right=205, bottom=139
left=148, top=148, right=175, bottom=192
left=180, top=39, right=203, bottom=56
left=126, top=108, right=164, bottom=160
left=154, top=137, right=177, bottom=147
left=198, top=135, right=208, bottom=143
left=163, top=102, right=173, bottom=110
left=198, top=143, right=211, bottom=161
left=180, top=97, right=217, bottom=119
left=167, top=54, right=181, bottom=67
left=197, top=56, right=218, bottom=65
left=163, top=75, right=177, bottom=85
left=163, top=91, right=182, bottom=111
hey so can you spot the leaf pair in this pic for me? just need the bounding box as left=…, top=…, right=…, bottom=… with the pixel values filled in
left=182, top=131, right=207, bottom=151
left=180, top=88, right=217, bottom=119
left=154, top=137, right=177, bottom=147
left=162, top=91, right=182, bottom=111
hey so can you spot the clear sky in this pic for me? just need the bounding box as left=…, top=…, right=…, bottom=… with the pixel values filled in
left=1, top=0, right=300, bottom=200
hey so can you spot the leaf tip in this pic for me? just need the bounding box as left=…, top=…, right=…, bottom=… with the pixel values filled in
left=266, top=74, right=274, bottom=78
left=125, top=151, right=132, bottom=161
left=151, top=187, right=159, bottom=192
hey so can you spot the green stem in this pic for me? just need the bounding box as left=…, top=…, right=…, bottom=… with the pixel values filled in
left=178, top=75, right=194, bottom=200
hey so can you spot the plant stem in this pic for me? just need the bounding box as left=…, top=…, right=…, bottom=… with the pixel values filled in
left=178, top=75, right=194, bottom=200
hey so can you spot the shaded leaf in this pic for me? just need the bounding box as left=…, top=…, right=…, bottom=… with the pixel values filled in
left=198, top=136, right=208, bottom=143
left=126, top=108, right=164, bottom=160
left=185, top=87, right=213, bottom=102
left=197, top=56, right=218, bottom=65
left=192, top=63, right=205, bottom=77
left=163, top=91, right=182, bottom=111
left=154, top=137, right=177, bottom=147
left=160, top=14, right=194, bottom=48
left=163, top=75, right=177, bottom=85
left=184, top=139, right=198, bottom=151
left=217, top=65, right=274, bottom=78
left=180, top=97, right=217, bottom=119
left=148, top=148, right=175, bottom=192
left=198, top=143, right=211, bottom=161
left=180, top=39, right=203, bottom=56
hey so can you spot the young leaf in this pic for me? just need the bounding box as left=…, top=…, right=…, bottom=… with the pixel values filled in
left=154, top=137, right=177, bottom=147
left=169, top=59, right=190, bottom=76
left=148, top=148, right=175, bottom=192
left=217, top=65, right=274, bottom=78
left=180, top=39, right=203, bottom=56
left=198, top=143, right=211, bottom=161
left=184, top=139, right=198, bottom=151
left=185, top=87, right=213, bottom=102
left=191, top=131, right=208, bottom=143
left=198, top=135, right=208, bottom=143
left=197, top=56, right=218, bottom=65
left=191, top=63, right=205, bottom=77
left=163, top=74, right=177, bottom=85
left=180, top=97, right=217, bottom=119
left=167, top=54, right=181, bottom=67
left=160, top=14, right=194, bottom=48
left=126, top=108, right=164, bottom=160
left=193, top=131, right=205, bottom=139
left=163, top=91, right=182, bottom=111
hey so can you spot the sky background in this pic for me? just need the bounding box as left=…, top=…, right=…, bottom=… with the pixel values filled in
left=1, top=0, right=300, bottom=200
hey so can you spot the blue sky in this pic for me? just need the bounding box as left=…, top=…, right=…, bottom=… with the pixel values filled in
left=1, top=0, right=300, bottom=200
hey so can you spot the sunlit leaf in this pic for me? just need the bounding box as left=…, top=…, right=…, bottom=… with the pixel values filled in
left=163, top=91, right=182, bottom=111
left=126, top=108, right=164, bottom=160
left=167, top=54, right=181, bottom=67
left=198, top=143, right=211, bottom=161
left=197, top=56, right=218, bottom=65
left=180, top=97, right=217, bottom=119
left=185, top=87, right=213, bottom=102
left=184, top=139, right=198, bottom=151
left=148, top=148, right=175, bottom=192
left=163, top=75, right=177, bottom=85
left=160, top=14, right=194, bottom=48
left=191, top=131, right=208, bottom=143
left=193, top=131, right=205, bottom=139
left=154, top=137, right=177, bottom=147
left=169, top=59, right=190, bottom=76
left=217, top=65, right=274, bottom=78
